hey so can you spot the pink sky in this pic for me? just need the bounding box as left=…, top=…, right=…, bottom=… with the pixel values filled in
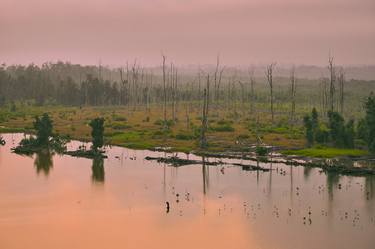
left=1, top=0, right=374, bottom=66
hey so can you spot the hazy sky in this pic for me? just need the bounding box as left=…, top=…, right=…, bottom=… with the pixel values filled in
left=1, top=0, right=374, bottom=66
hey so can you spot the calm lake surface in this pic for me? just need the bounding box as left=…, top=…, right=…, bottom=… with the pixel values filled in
left=0, top=133, right=374, bottom=249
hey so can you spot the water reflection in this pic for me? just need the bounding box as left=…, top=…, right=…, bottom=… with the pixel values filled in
left=1, top=134, right=375, bottom=249
left=327, top=171, right=340, bottom=201
left=303, top=167, right=313, bottom=180
left=365, top=175, right=374, bottom=201
left=34, top=149, right=53, bottom=176
left=202, top=156, right=209, bottom=195
left=92, top=157, right=105, bottom=183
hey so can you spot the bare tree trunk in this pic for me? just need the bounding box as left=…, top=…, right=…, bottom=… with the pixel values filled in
left=170, top=63, right=176, bottom=122
left=248, top=67, right=255, bottom=114
left=174, top=68, right=178, bottom=121
left=162, top=55, right=167, bottom=130
left=217, top=66, right=225, bottom=107
left=214, top=55, right=219, bottom=104
left=290, top=66, right=297, bottom=125
left=238, top=80, right=245, bottom=117
left=200, top=75, right=210, bottom=149
left=328, top=55, right=336, bottom=112
left=321, top=78, right=329, bottom=118
left=338, top=68, right=345, bottom=115
left=266, top=63, right=276, bottom=124
left=126, top=62, right=130, bottom=114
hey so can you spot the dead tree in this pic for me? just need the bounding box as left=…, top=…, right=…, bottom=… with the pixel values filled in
left=126, top=62, right=131, bottom=114
left=174, top=68, right=178, bottom=120
left=337, top=68, right=345, bottom=115
left=290, top=66, right=297, bottom=125
left=170, top=63, right=176, bottom=121
left=162, top=55, right=167, bottom=130
left=171, top=66, right=178, bottom=122
left=217, top=66, right=225, bottom=104
left=266, top=63, right=276, bottom=124
left=248, top=67, right=256, bottom=114
left=119, top=67, right=126, bottom=105
left=238, top=80, right=246, bottom=117
left=213, top=55, right=225, bottom=107
left=214, top=55, right=220, bottom=104
left=328, top=55, right=336, bottom=112
left=200, top=75, right=210, bottom=149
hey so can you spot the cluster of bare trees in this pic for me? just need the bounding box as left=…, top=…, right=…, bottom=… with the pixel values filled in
left=320, top=56, right=346, bottom=116
left=0, top=55, right=348, bottom=126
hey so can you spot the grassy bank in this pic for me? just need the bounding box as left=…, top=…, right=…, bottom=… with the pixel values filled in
left=0, top=104, right=307, bottom=153
left=282, top=147, right=368, bottom=158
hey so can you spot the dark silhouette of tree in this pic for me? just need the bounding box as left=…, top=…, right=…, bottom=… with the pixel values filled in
left=92, top=157, right=105, bottom=183
left=34, top=113, right=53, bottom=145
left=327, top=111, right=354, bottom=148
left=303, top=115, right=314, bottom=146
left=365, top=92, right=375, bottom=153
left=34, top=150, right=53, bottom=176
left=89, top=118, right=105, bottom=151
left=311, top=107, right=319, bottom=136
left=344, top=119, right=355, bottom=148
left=357, top=118, right=368, bottom=142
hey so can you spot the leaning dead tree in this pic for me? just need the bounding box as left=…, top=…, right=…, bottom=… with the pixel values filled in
left=337, top=67, right=345, bottom=115
left=200, top=75, right=210, bottom=149
left=328, top=55, right=336, bottom=112
left=290, top=66, right=297, bottom=125
left=266, top=63, right=276, bottom=124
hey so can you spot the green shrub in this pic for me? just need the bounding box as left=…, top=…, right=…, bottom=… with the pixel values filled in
left=111, top=122, right=131, bottom=130
left=209, top=124, right=235, bottom=132
left=112, top=115, right=127, bottom=122
left=175, top=133, right=194, bottom=140
left=256, top=146, right=268, bottom=156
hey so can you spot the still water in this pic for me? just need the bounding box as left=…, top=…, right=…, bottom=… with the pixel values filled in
left=0, top=134, right=374, bottom=249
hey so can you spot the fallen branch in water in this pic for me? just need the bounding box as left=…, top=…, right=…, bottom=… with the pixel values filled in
left=144, top=156, right=270, bottom=171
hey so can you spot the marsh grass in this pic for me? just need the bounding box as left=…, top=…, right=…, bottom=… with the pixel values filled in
left=282, top=147, right=368, bottom=158
left=0, top=102, right=366, bottom=154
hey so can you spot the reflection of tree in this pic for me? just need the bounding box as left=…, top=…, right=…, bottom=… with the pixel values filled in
left=290, top=166, right=294, bottom=204
left=256, top=159, right=260, bottom=186
left=202, top=157, right=209, bottom=195
left=327, top=171, right=340, bottom=201
left=365, top=175, right=374, bottom=200
left=365, top=175, right=375, bottom=213
left=303, top=167, right=312, bottom=181
left=92, top=157, right=105, bottom=183
left=34, top=149, right=53, bottom=176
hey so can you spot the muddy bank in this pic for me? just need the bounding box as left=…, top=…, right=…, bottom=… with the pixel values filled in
left=146, top=150, right=375, bottom=176
left=144, top=156, right=271, bottom=171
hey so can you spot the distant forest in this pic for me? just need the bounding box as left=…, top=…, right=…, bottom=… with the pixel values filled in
left=0, top=62, right=374, bottom=117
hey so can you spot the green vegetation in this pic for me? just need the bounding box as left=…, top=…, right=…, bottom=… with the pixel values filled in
left=89, top=117, right=105, bottom=151
left=303, top=108, right=355, bottom=149
left=255, top=146, right=269, bottom=156
left=282, top=147, right=368, bottom=158
left=1, top=61, right=374, bottom=159
left=65, top=117, right=107, bottom=158
left=364, top=92, right=375, bottom=153
left=34, top=113, right=53, bottom=145
left=0, top=136, right=5, bottom=145
left=12, top=113, right=67, bottom=155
